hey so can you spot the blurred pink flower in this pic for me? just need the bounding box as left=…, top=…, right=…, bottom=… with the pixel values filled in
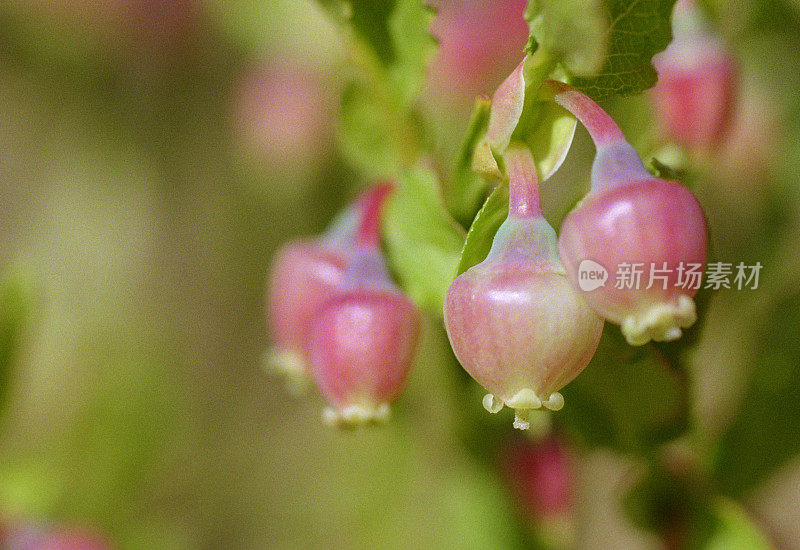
left=428, top=0, right=530, bottom=99
left=2, top=524, right=112, bottom=550
left=8, top=0, right=202, bottom=46
left=34, top=528, right=111, bottom=550
left=502, top=436, right=574, bottom=519
left=651, top=0, right=736, bottom=150
left=232, top=62, right=334, bottom=170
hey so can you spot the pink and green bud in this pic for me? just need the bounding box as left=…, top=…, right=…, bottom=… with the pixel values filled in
left=546, top=80, right=708, bottom=345
left=308, top=184, right=422, bottom=427
left=444, top=145, right=603, bottom=429
left=473, top=57, right=576, bottom=184
left=651, top=0, right=736, bottom=150
left=428, top=0, right=529, bottom=99
left=502, top=436, right=574, bottom=519
left=265, top=189, right=370, bottom=391
left=233, top=62, right=333, bottom=172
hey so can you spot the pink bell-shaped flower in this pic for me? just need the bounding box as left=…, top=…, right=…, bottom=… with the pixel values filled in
left=547, top=80, right=708, bottom=345
left=265, top=192, right=365, bottom=391
left=651, top=0, right=736, bottom=151
left=502, top=436, right=574, bottom=519
left=307, top=184, right=422, bottom=427
left=444, top=145, right=603, bottom=429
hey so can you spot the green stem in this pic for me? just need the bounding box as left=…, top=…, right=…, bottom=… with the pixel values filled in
left=523, top=47, right=558, bottom=94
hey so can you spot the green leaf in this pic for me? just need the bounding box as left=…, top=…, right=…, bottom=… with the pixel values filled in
left=445, top=96, right=494, bottom=227
left=0, top=266, right=34, bottom=420
left=528, top=0, right=677, bottom=99
left=319, top=1, right=436, bottom=175
left=704, top=498, right=774, bottom=550
left=383, top=167, right=466, bottom=314
left=623, top=469, right=773, bottom=549
left=338, top=80, right=403, bottom=178
left=471, top=54, right=576, bottom=187
left=317, top=0, right=436, bottom=109
left=316, top=0, right=397, bottom=65
left=713, top=288, right=800, bottom=497
left=526, top=0, right=609, bottom=77
left=558, top=326, right=688, bottom=454
left=513, top=92, right=577, bottom=182
left=387, top=1, right=438, bottom=108
left=456, top=180, right=509, bottom=276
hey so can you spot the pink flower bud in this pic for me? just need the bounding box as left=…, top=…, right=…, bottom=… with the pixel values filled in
left=546, top=80, right=708, bottom=346
left=3, top=525, right=111, bottom=550
left=428, top=0, right=529, bottom=99
left=232, top=62, right=333, bottom=172
left=266, top=240, right=349, bottom=390
left=35, top=529, right=111, bottom=550
left=443, top=145, right=603, bottom=429
left=502, top=436, right=574, bottom=519
left=10, top=0, right=201, bottom=47
left=651, top=0, right=736, bottom=150
left=307, top=184, right=422, bottom=427
left=265, top=189, right=370, bottom=390
left=309, top=287, right=421, bottom=427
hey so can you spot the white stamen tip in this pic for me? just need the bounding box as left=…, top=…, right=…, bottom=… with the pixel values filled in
left=341, top=405, right=370, bottom=425
left=264, top=347, right=309, bottom=396
left=483, top=393, right=504, bottom=413
left=621, top=296, right=697, bottom=346
left=542, top=392, right=565, bottom=411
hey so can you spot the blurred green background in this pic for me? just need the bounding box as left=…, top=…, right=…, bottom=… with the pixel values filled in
left=1, top=0, right=800, bottom=548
